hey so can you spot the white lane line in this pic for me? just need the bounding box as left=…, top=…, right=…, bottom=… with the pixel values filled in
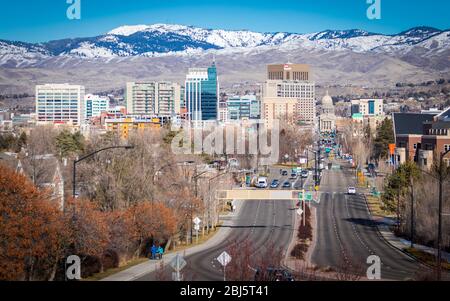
left=250, top=200, right=262, bottom=234
left=345, top=194, right=373, bottom=254
left=330, top=194, right=349, bottom=264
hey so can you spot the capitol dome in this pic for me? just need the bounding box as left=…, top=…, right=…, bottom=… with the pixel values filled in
left=322, top=91, right=333, bottom=107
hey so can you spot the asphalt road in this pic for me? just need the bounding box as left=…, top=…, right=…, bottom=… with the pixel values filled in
left=135, top=187, right=296, bottom=281
left=311, top=160, right=430, bottom=280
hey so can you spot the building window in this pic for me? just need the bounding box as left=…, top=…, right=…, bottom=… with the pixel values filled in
left=413, top=144, right=417, bottom=150
left=445, top=144, right=450, bottom=152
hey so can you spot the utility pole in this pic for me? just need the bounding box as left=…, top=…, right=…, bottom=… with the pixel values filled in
left=410, top=177, right=414, bottom=249
left=437, top=149, right=449, bottom=281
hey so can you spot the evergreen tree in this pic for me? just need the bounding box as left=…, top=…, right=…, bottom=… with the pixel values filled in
left=373, top=118, right=394, bottom=160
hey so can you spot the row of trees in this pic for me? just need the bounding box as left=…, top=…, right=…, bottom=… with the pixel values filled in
left=1, top=124, right=235, bottom=280
left=0, top=163, right=179, bottom=280
left=382, top=159, right=450, bottom=251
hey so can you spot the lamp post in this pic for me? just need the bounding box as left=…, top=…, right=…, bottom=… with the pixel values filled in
left=437, top=149, right=450, bottom=280
left=72, top=145, right=134, bottom=199
left=306, top=148, right=319, bottom=187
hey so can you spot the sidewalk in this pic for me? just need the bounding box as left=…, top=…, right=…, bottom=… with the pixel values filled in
left=362, top=189, right=450, bottom=264
left=101, top=200, right=244, bottom=281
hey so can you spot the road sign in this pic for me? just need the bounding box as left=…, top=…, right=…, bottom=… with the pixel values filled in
left=170, top=254, right=186, bottom=272
left=172, top=272, right=183, bottom=281
left=296, top=208, right=304, bottom=216
left=194, top=224, right=200, bottom=231
left=217, top=251, right=232, bottom=267
left=193, top=217, right=202, bottom=225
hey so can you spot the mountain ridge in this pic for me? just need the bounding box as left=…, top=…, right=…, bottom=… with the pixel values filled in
left=0, top=24, right=449, bottom=65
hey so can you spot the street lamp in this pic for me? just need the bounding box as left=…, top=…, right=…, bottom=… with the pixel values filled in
left=305, top=148, right=320, bottom=187
left=72, top=145, right=134, bottom=198
left=437, top=149, right=450, bottom=281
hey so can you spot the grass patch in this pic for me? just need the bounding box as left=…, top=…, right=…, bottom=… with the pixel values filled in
left=366, top=195, right=395, bottom=218
left=83, top=257, right=149, bottom=281
left=405, top=248, right=450, bottom=271
left=169, top=225, right=221, bottom=253
left=273, top=163, right=299, bottom=168
left=85, top=225, right=222, bottom=281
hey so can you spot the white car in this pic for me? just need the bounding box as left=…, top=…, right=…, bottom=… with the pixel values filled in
left=347, top=187, right=356, bottom=195
left=256, top=177, right=268, bottom=188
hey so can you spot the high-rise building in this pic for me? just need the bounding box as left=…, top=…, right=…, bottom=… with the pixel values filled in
left=36, top=84, right=85, bottom=126
left=126, top=81, right=181, bottom=116
left=85, top=94, right=110, bottom=119
left=185, top=63, right=219, bottom=121
left=262, top=69, right=315, bottom=129
left=267, top=64, right=310, bottom=81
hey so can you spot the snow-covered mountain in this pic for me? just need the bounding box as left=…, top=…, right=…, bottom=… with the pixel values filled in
left=0, top=24, right=448, bottom=65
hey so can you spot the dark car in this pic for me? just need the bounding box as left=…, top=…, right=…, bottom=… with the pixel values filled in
left=254, top=268, right=295, bottom=281
left=270, top=179, right=280, bottom=188
left=281, top=170, right=288, bottom=176
left=282, top=181, right=291, bottom=189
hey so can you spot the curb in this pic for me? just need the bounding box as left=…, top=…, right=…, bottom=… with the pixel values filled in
left=361, top=193, right=432, bottom=270
left=102, top=200, right=245, bottom=281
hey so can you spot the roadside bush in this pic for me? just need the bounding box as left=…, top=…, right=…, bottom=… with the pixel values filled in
left=291, top=244, right=308, bottom=260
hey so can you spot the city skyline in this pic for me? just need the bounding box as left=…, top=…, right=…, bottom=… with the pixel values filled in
left=1, top=0, right=449, bottom=42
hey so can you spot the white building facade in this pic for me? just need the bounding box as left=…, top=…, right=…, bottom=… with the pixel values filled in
left=351, top=99, right=384, bottom=117
left=262, top=80, right=315, bottom=129
left=36, top=84, right=85, bottom=126
left=85, top=94, right=110, bottom=119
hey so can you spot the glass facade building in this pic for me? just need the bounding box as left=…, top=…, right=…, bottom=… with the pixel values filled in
left=227, top=95, right=260, bottom=120
left=185, top=63, right=219, bottom=121
left=85, top=94, right=109, bottom=119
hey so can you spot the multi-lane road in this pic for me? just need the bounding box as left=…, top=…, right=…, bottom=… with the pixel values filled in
left=136, top=169, right=301, bottom=281
left=312, top=160, right=427, bottom=280
left=134, top=160, right=446, bottom=281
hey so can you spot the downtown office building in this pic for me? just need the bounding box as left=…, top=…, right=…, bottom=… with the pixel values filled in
left=36, top=84, right=85, bottom=126
left=85, top=94, right=110, bottom=119
left=126, top=81, right=182, bottom=116
left=262, top=64, right=316, bottom=129
left=185, top=63, right=219, bottom=122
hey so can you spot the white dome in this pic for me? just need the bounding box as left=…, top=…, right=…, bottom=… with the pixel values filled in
left=322, top=91, right=333, bottom=107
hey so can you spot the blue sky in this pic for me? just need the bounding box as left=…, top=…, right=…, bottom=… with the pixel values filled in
left=0, top=0, right=449, bottom=42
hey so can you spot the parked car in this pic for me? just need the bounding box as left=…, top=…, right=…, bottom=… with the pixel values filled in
left=290, top=172, right=297, bottom=179
left=281, top=170, right=288, bottom=176
left=301, top=170, right=309, bottom=178
left=347, top=187, right=356, bottom=195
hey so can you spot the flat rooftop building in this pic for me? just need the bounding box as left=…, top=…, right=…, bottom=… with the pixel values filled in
left=267, top=64, right=310, bottom=81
